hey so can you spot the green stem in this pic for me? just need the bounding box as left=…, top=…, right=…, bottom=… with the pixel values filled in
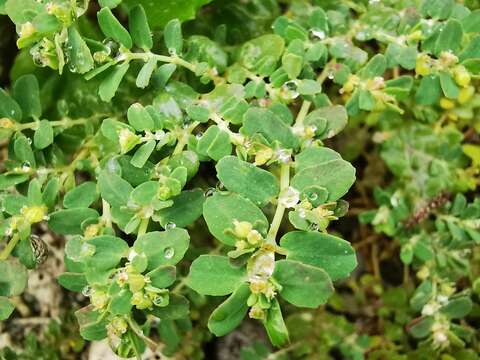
left=173, top=121, right=199, bottom=155
left=295, top=100, right=311, bottom=126
left=138, top=218, right=149, bottom=236
left=0, top=234, right=20, bottom=261
left=126, top=316, right=158, bottom=351
left=210, top=113, right=245, bottom=145
left=266, top=163, right=290, bottom=245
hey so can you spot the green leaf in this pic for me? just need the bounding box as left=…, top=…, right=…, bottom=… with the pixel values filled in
left=239, top=34, right=285, bottom=74
left=33, top=120, right=53, bottom=149
left=63, top=181, right=98, bottom=209
left=409, top=316, right=434, bottom=339
left=291, top=158, right=355, bottom=201
left=304, top=105, right=347, bottom=140
left=295, top=147, right=341, bottom=173
left=152, top=63, right=177, bottom=89
left=360, top=54, right=387, bottom=78
left=75, top=305, right=108, bottom=341
left=0, top=174, right=29, bottom=190
left=136, top=58, right=157, bottom=88
left=48, top=208, right=99, bottom=235
left=263, top=299, right=289, bottom=347
left=208, top=283, right=250, bottom=336
left=440, top=297, right=472, bottom=319
left=129, top=5, right=153, bottom=50
left=274, top=260, right=333, bottom=308
left=110, top=289, right=133, bottom=315
left=12, top=74, right=41, bottom=119
left=130, top=140, right=156, bottom=168
left=0, top=88, right=22, bottom=121
left=66, top=27, right=94, bottom=74
left=123, top=0, right=212, bottom=28
left=186, top=104, right=209, bottom=123
left=14, top=135, right=35, bottom=167
left=282, top=53, right=303, bottom=79
left=133, top=228, right=190, bottom=270
left=58, top=272, right=88, bottom=292
left=197, top=125, right=232, bottom=161
left=150, top=294, right=189, bottom=320
left=216, top=156, right=279, bottom=206
left=0, top=296, right=15, bottom=320
left=297, top=79, right=322, bottom=95
left=154, top=189, right=204, bottom=228
left=0, top=259, right=28, bottom=297
left=203, top=192, right=269, bottom=246
left=98, top=171, right=133, bottom=207
left=147, top=265, right=176, bottom=288
left=127, top=103, right=154, bottom=131
left=130, top=181, right=159, bottom=205
left=416, top=74, right=441, bottom=105
left=435, top=19, right=463, bottom=55
left=242, top=107, right=298, bottom=149
left=99, top=0, right=122, bottom=7
left=99, top=62, right=130, bottom=102
left=97, top=7, right=132, bottom=49
left=85, top=235, right=129, bottom=271
left=280, top=231, right=357, bottom=281
left=164, top=19, right=183, bottom=55
left=462, top=9, right=480, bottom=33
left=186, top=255, right=246, bottom=296
left=439, top=72, right=459, bottom=99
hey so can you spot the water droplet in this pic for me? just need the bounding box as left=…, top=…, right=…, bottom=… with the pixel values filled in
left=310, top=29, right=326, bottom=40
left=298, top=208, right=307, bottom=218
left=164, top=247, right=175, bottom=259
left=153, top=294, right=166, bottom=306
left=327, top=71, right=334, bottom=80
left=168, top=48, right=177, bottom=56
left=82, top=286, right=93, bottom=297
left=309, top=193, right=318, bottom=201
left=204, top=188, right=216, bottom=197
left=21, top=161, right=31, bottom=171
left=165, top=222, right=176, bottom=230
left=106, top=158, right=121, bottom=175
left=279, top=187, right=300, bottom=208
left=195, top=132, right=203, bottom=140
left=308, top=223, right=319, bottom=231
left=216, top=182, right=225, bottom=190
left=26, top=138, right=32, bottom=145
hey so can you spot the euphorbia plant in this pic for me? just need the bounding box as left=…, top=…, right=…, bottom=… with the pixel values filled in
left=2, top=0, right=480, bottom=358
left=0, top=0, right=357, bottom=357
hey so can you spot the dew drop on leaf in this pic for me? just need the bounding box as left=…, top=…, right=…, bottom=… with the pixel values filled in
left=164, top=247, right=175, bottom=259
left=82, top=286, right=93, bottom=297
left=165, top=222, right=176, bottom=230
left=204, top=188, right=216, bottom=197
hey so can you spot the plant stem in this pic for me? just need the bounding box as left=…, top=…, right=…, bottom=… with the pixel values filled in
left=0, top=234, right=20, bottom=260
left=173, top=121, right=199, bottom=155
left=126, top=316, right=158, bottom=351
left=295, top=100, right=311, bottom=126
left=138, top=218, right=149, bottom=236
left=266, top=163, right=290, bottom=245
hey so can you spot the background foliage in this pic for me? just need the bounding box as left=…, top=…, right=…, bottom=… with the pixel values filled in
left=1, top=0, right=480, bottom=359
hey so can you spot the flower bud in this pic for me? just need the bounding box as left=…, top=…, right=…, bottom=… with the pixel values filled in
left=415, top=54, right=431, bottom=76
left=233, top=220, right=253, bottom=238
left=128, top=273, right=146, bottom=293
left=110, top=317, right=128, bottom=335
left=452, top=65, right=470, bottom=87
left=21, top=205, right=48, bottom=224
left=439, top=98, right=455, bottom=110
left=247, top=230, right=262, bottom=245
left=91, top=291, right=109, bottom=309
left=457, top=86, right=475, bottom=104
